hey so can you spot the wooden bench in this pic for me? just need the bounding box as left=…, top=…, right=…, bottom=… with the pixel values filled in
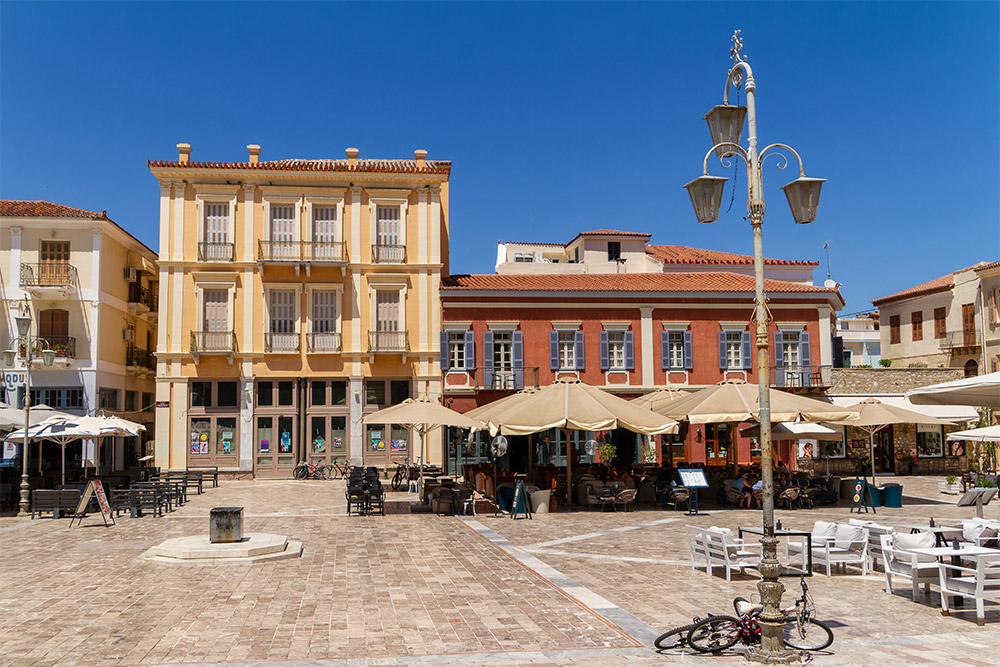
left=31, top=489, right=82, bottom=519
left=187, top=465, right=219, bottom=488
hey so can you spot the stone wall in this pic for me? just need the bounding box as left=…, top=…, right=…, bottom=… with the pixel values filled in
left=829, top=368, right=964, bottom=395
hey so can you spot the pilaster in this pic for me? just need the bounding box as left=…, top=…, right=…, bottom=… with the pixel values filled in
left=349, top=376, right=363, bottom=465
left=172, top=182, right=185, bottom=262
left=640, top=307, right=654, bottom=387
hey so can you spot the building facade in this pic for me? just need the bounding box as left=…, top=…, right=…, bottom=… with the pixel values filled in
left=872, top=261, right=997, bottom=376
left=148, top=144, right=448, bottom=477
left=833, top=312, right=881, bottom=368
left=442, top=230, right=845, bottom=472
left=1, top=200, right=158, bottom=470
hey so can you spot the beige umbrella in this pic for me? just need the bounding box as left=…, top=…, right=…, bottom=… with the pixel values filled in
left=649, top=380, right=858, bottom=424
left=630, top=386, right=690, bottom=412
left=473, top=378, right=677, bottom=505
left=362, top=397, right=484, bottom=475
left=831, top=398, right=954, bottom=485
left=906, top=371, right=1000, bottom=409
left=739, top=422, right=843, bottom=440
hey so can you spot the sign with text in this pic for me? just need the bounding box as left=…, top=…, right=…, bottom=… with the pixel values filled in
left=678, top=468, right=709, bottom=488
left=3, top=370, right=27, bottom=389
left=72, top=480, right=115, bottom=527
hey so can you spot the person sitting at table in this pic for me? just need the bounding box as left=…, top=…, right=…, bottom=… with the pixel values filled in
left=738, top=474, right=757, bottom=509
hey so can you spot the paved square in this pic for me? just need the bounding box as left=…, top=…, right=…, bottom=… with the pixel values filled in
left=1, top=477, right=998, bottom=666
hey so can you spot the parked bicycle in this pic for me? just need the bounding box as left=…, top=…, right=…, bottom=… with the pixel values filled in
left=292, top=461, right=332, bottom=480
left=391, top=463, right=421, bottom=490
left=654, top=576, right=833, bottom=653
left=327, top=460, right=350, bottom=479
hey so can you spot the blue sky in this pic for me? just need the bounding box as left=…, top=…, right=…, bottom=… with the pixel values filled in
left=2, top=1, right=997, bottom=313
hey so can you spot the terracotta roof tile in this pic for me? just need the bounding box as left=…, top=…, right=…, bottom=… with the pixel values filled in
left=442, top=272, right=838, bottom=295
left=1, top=200, right=106, bottom=219
left=574, top=229, right=652, bottom=238
left=646, top=245, right=817, bottom=267
left=148, top=157, right=451, bottom=175
left=872, top=262, right=989, bottom=305
left=974, top=260, right=1000, bottom=273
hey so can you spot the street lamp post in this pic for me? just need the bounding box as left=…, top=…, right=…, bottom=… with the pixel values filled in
left=684, top=31, right=826, bottom=664
left=4, top=305, right=56, bottom=517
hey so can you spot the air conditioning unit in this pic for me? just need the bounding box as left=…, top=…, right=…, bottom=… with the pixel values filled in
left=124, top=267, right=137, bottom=281
left=123, top=329, right=135, bottom=342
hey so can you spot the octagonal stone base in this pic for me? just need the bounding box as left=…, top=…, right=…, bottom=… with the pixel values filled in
left=142, top=533, right=302, bottom=564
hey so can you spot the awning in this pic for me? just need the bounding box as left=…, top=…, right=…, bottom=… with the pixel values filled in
left=827, top=395, right=979, bottom=423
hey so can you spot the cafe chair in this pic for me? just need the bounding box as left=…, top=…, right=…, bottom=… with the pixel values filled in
left=938, top=553, right=1000, bottom=626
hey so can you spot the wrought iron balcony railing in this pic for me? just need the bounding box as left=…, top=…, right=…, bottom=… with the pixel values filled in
left=197, top=242, right=235, bottom=262
left=938, top=331, right=980, bottom=350
left=769, top=365, right=832, bottom=389
left=127, top=282, right=157, bottom=311
left=371, top=244, right=406, bottom=264
left=18, top=336, right=76, bottom=359
left=307, top=332, right=342, bottom=353
left=20, top=263, right=79, bottom=289
left=258, top=240, right=348, bottom=264
left=126, top=346, right=156, bottom=370
left=476, top=367, right=540, bottom=391
left=264, top=332, right=300, bottom=353
left=368, top=330, right=409, bottom=352
left=304, top=240, right=347, bottom=263
left=191, top=331, right=236, bottom=354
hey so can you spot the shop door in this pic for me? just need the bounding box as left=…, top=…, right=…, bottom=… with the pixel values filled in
left=255, top=415, right=297, bottom=478
left=188, top=416, right=238, bottom=467
left=364, top=423, right=411, bottom=468
left=874, top=428, right=895, bottom=474
left=308, top=415, right=349, bottom=466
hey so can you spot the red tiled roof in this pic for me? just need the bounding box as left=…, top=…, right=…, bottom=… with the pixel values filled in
left=974, top=260, right=1000, bottom=273
left=872, top=263, right=988, bottom=305
left=574, top=229, right=652, bottom=238
left=148, top=157, right=451, bottom=175
left=442, top=272, right=838, bottom=295
left=646, top=245, right=817, bottom=267
left=1, top=200, right=107, bottom=219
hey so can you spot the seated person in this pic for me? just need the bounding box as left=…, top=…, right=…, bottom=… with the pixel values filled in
left=741, top=475, right=760, bottom=509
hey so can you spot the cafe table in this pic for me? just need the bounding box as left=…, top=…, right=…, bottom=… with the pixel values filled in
left=739, top=525, right=814, bottom=576
left=910, top=544, right=999, bottom=608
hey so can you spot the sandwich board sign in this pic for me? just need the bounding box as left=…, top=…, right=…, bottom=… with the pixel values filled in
left=71, top=480, right=115, bottom=527
left=850, top=478, right=876, bottom=514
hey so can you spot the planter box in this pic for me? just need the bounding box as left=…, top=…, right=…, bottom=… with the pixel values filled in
left=938, top=482, right=961, bottom=495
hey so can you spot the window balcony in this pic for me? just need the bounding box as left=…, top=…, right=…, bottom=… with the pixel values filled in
left=20, top=263, right=79, bottom=297
left=126, top=346, right=156, bottom=374
left=371, top=244, right=406, bottom=264
left=258, top=240, right=300, bottom=262
left=368, top=330, right=409, bottom=353
left=198, top=242, right=235, bottom=262
left=18, top=336, right=76, bottom=362
left=127, top=282, right=157, bottom=316
left=939, top=331, right=980, bottom=352
left=306, top=332, right=342, bottom=353
left=444, top=367, right=540, bottom=394
left=304, top=241, right=347, bottom=264
left=190, top=331, right=236, bottom=364
left=258, top=240, right=348, bottom=275
left=769, top=365, right=832, bottom=391
left=264, top=332, right=301, bottom=353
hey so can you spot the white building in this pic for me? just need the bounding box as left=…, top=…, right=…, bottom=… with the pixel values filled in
left=835, top=312, right=881, bottom=367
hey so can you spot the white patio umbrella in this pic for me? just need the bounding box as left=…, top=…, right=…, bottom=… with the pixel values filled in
left=4, top=415, right=132, bottom=485
left=906, top=372, right=1000, bottom=409
left=98, top=414, right=147, bottom=436
left=946, top=425, right=1000, bottom=442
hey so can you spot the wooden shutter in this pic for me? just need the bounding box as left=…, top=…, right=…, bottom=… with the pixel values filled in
left=990, top=290, right=998, bottom=324
left=799, top=331, right=811, bottom=385
left=600, top=332, right=610, bottom=371
left=464, top=330, right=475, bottom=371
left=376, top=291, right=400, bottom=332
left=39, top=309, right=68, bottom=339
left=683, top=331, right=693, bottom=370
left=574, top=331, right=585, bottom=370
left=312, top=291, right=336, bottom=333
left=773, top=332, right=785, bottom=386
left=270, top=204, right=295, bottom=258
left=962, top=303, right=976, bottom=346
left=741, top=331, right=752, bottom=370
left=624, top=331, right=634, bottom=370
left=439, top=331, right=450, bottom=370
left=513, top=332, right=524, bottom=388
left=549, top=332, right=559, bottom=370
left=483, top=331, right=494, bottom=388
left=377, top=205, right=400, bottom=245
left=269, top=290, right=295, bottom=333
left=203, top=290, right=228, bottom=332
left=204, top=203, right=228, bottom=243
left=313, top=205, right=337, bottom=242
left=934, top=307, right=947, bottom=338
left=718, top=332, right=727, bottom=370
left=660, top=332, right=669, bottom=370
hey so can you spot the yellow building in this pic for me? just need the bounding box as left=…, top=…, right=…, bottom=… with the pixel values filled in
left=148, top=144, right=449, bottom=477
left=1, top=200, right=158, bottom=474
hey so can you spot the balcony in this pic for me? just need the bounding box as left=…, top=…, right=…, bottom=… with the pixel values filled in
left=126, top=346, right=156, bottom=374
left=769, top=365, right=832, bottom=391
left=258, top=240, right=348, bottom=275
left=20, top=263, right=79, bottom=297
left=190, top=331, right=236, bottom=363
left=18, top=336, right=76, bottom=362
left=939, top=331, right=980, bottom=353
left=444, top=367, right=541, bottom=394
left=127, top=282, right=157, bottom=316
left=371, top=244, right=406, bottom=264
left=368, top=330, right=409, bottom=353
left=264, top=332, right=301, bottom=353
left=306, top=332, right=342, bottom=353
left=198, top=242, right=234, bottom=262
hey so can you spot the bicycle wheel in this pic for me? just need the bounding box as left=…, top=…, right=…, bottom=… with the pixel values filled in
left=654, top=622, right=696, bottom=649
left=391, top=469, right=403, bottom=491
left=319, top=465, right=333, bottom=480
left=292, top=464, right=308, bottom=480
left=686, top=616, right=741, bottom=653
left=782, top=617, right=833, bottom=651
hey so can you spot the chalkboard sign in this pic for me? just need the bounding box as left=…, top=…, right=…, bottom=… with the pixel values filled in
left=849, top=478, right=876, bottom=514
left=510, top=479, right=532, bottom=520
left=678, top=469, right=709, bottom=488
left=71, top=481, right=115, bottom=527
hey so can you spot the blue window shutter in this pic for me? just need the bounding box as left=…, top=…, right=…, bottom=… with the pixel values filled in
left=800, top=331, right=811, bottom=385
left=660, top=332, right=669, bottom=370
left=464, top=330, right=475, bottom=371
left=483, top=331, right=494, bottom=388
left=513, top=331, right=524, bottom=388
left=683, top=331, right=693, bottom=370
left=773, top=332, right=784, bottom=387
left=741, top=331, right=752, bottom=370
left=624, top=331, right=634, bottom=370
left=439, top=331, right=449, bottom=371
left=575, top=330, right=585, bottom=370
left=600, top=331, right=610, bottom=370
left=549, top=332, right=559, bottom=370
left=718, top=332, right=727, bottom=370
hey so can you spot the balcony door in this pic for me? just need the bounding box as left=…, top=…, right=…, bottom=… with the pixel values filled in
left=270, top=204, right=296, bottom=259
left=962, top=303, right=976, bottom=346
left=268, top=290, right=297, bottom=352
left=376, top=205, right=400, bottom=247
left=202, top=289, right=229, bottom=349
left=39, top=240, right=70, bottom=285
left=312, top=205, right=338, bottom=259
left=38, top=309, right=69, bottom=356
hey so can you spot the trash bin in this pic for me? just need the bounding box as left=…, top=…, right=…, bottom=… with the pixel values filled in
left=865, top=484, right=882, bottom=507
left=839, top=478, right=856, bottom=502
left=530, top=489, right=551, bottom=514
left=879, top=483, right=903, bottom=508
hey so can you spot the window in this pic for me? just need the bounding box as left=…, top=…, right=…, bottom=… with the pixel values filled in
left=513, top=253, right=534, bottom=263
left=448, top=331, right=466, bottom=369
left=311, top=291, right=338, bottom=333
left=484, top=329, right=523, bottom=390
left=39, top=309, right=69, bottom=343
left=311, top=381, right=326, bottom=406
left=781, top=332, right=800, bottom=368
left=268, top=289, right=296, bottom=334
left=191, top=382, right=211, bottom=407
left=269, top=204, right=296, bottom=258
left=550, top=329, right=584, bottom=371
left=494, top=332, right=513, bottom=371
left=276, top=381, right=294, bottom=406
left=889, top=315, right=900, bottom=344
left=27, top=387, right=83, bottom=410
left=39, top=240, right=70, bottom=285
left=257, top=381, right=273, bottom=407
left=607, top=331, right=625, bottom=369
left=842, top=350, right=853, bottom=367
left=600, top=329, right=634, bottom=371
left=607, top=242, right=621, bottom=261
left=703, top=423, right=731, bottom=462
left=558, top=331, right=575, bottom=370
left=911, top=311, right=923, bottom=341
left=201, top=202, right=231, bottom=260
left=916, top=424, right=944, bottom=457
left=125, top=391, right=137, bottom=412
left=313, top=205, right=338, bottom=243
left=365, top=381, right=386, bottom=405
left=202, top=289, right=229, bottom=332
left=142, top=392, right=153, bottom=411
left=774, top=331, right=811, bottom=386
left=991, top=288, right=1000, bottom=325
left=373, top=204, right=403, bottom=262
left=376, top=290, right=401, bottom=332
left=391, top=380, right=410, bottom=405
left=661, top=330, right=692, bottom=371
left=217, top=382, right=238, bottom=407
left=718, top=331, right=748, bottom=370
left=962, top=303, right=976, bottom=346
left=330, top=381, right=346, bottom=405
left=98, top=387, right=119, bottom=410
left=934, top=307, right=946, bottom=339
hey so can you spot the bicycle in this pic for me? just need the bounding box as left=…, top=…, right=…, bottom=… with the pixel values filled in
left=654, top=576, right=833, bottom=653
left=292, top=461, right=331, bottom=480
left=391, top=463, right=420, bottom=491
left=327, top=460, right=350, bottom=479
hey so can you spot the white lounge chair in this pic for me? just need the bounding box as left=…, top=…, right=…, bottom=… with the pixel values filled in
left=880, top=532, right=938, bottom=600
left=938, top=554, right=1000, bottom=625
left=702, top=527, right=761, bottom=581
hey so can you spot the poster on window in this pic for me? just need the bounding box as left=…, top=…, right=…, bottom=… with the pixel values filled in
left=391, top=439, right=406, bottom=451
left=371, top=438, right=385, bottom=451
left=280, top=432, right=291, bottom=453
left=222, top=441, right=231, bottom=454
left=333, top=436, right=343, bottom=450
left=313, top=437, right=325, bottom=453
left=260, top=439, right=269, bottom=453
left=2, top=441, right=16, bottom=460
left=191, top=434, right=201, bottom=454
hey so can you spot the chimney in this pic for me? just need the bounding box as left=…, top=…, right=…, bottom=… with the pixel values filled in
left=176, top=143, right=191, bottom=164
left=345, top=147, right=359, bottom=167
left=247, top=144, right=261, bottom=164
left=414, top=149, right=427, bottom=168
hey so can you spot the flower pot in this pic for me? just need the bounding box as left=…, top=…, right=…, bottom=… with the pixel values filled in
left=938, top=482, right=961, bottom=495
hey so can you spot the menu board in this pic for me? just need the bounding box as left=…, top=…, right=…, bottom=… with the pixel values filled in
left=678, top=469, right=709, bottom=488
left=72, top=480, right=115, bottom=527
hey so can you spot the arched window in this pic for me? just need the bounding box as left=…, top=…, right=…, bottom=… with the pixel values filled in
left=964, top=359, right=979, bottom=378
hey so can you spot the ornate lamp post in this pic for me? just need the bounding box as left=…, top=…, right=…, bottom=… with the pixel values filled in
left=3, top=303, right=56, bottom=517
left=684, top=31, right=826, bottom=664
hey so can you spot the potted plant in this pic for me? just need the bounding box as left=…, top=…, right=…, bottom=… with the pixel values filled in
left=850, top=451, right=872, bottom=477
left=899, top=450, right=918, bottom=476
left=939, top=475, right=961, bottom=495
